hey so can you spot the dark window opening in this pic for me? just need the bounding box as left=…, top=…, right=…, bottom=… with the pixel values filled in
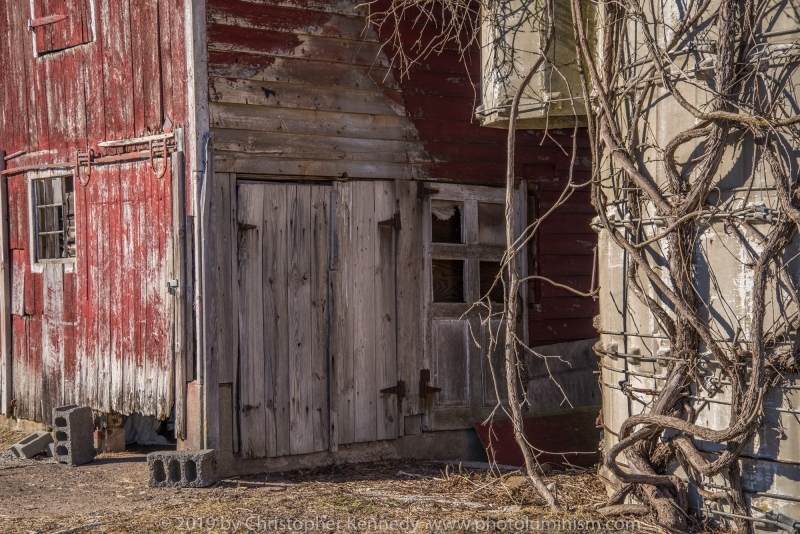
left=432, top=259, right=464, bottom=302
left=33, top=176, right=76, bottom=261
left=480, top=261, right=505, bottom=303
left=478, top=202, right=505, bottom=245
left=431, top=200, right=462, bottom=243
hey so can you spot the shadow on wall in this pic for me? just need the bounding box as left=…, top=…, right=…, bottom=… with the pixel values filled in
left=525, top=338, right=600, bottom=411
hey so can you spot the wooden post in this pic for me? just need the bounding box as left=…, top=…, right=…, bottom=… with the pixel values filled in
left=0, top=151, right=11, bottom=417
left=172, top=130, right=187, bottom=440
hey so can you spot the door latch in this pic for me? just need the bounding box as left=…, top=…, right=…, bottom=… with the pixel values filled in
left=380, top=380, right=406, bottom=399
left=378, top=210, right=401, bottom=230
left=419, top=369, right=442, bottom=399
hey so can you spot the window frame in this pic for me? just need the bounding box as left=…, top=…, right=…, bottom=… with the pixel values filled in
left=27, top=170, right=77, bottom=272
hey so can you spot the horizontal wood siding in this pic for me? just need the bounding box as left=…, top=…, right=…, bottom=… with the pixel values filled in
left=207, top=0, right=596, bottom=348
left=0, top=0, right=188, bottom=423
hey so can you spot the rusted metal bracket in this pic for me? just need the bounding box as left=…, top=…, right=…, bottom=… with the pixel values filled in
left=380, top=380, right=406, bottom=399
left=418, top=369, right=441, bottom=399
left=74, top=148, right=94, bottom=186
left=29, top=14, right=67, bottom=29
left=378, top=210, right=401, bottom=230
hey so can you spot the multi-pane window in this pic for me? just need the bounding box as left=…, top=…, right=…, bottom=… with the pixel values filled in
left=33, top=176, right=76, bottom=261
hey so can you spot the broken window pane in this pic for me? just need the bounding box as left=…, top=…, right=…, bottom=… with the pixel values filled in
left=478, top=202, right=505, bottom=245
left=480, top=261, right=504, bottom=303
left=431, top=200, right=462, bottom=243
left=432, top=259, right=464, bottom=302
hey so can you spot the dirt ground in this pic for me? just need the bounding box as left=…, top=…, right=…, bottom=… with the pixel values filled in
left=0, top=427, right=711, bottom=534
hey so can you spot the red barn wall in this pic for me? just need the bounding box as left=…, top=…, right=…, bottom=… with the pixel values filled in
left=206, top=0, right=597, bottom=347
left=0, top=0, right=189, bottom=423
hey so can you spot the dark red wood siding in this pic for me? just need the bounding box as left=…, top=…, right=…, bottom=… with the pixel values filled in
left=206, top=0, right=596, bottom=347
left=0, top=0, right=188, bottom=422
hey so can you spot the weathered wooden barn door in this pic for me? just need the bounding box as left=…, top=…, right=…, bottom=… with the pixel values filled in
left=330, top=181, right=400, bottom=447
left=236, top=182, right=331, bottom=458
left=236, top=180, right=400, bottom=458
left=422, top=183, right=528, bottom=431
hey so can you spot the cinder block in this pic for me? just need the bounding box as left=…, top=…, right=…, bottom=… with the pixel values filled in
left=52, top=405, right=95, bottom=466
left=148, top=449, right=216, bottom=488
left=10, top=431, right=53, bottom=459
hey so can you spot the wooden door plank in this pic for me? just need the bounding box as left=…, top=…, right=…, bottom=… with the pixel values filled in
left=330, top=182, right=354, bottom=445
left=310, top=186, right=330, bottom=452
left=236, top=183, right=267, bottom=458
left=394, top=181, right=425, bottom=426
left=353, top=181, right=377, bottom=443
left=265, top=185, right=291, bottom=457
left=374, top=181, right=398, bottom=440
left=288, top=185, right=314, bottom=455
left=0, top=153, right=10, bottom=416
left=42, top=263, right=63, bottom=414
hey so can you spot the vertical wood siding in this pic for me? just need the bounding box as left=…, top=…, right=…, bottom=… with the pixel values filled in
left=206, top=0, right=597, bottom=347
left=0, top=0, right=188, bottom=423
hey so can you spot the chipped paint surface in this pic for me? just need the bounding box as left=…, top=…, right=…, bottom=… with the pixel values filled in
left=206, top=0, right=599, bottom=345
left=0, top=0, right=188, bottom=423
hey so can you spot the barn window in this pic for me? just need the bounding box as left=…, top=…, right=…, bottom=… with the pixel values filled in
left=30, top=0, right=94, bottom=56
left=32, top=176, right=76, bottom=262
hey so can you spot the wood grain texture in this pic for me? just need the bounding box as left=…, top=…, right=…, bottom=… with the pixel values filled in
left=287, top=185, right=314, bottom=454
left=310, top=186, right=331, bottom=451
left=261, top=183, right=289, bottom=457
left=237, top=183, right=267, bottom=458
left=236, top=182, right=332, bottom=458
left=374, top=181, right=398, bottom=440
left=352, top=181, right=377, bottom=443
left=0, top=154, right=10, bottom=415
left=394, top=181, right=425, bottom=424
left=0, top=0, right=189, bottom=424
left=330, top=182, right=354, bottom=446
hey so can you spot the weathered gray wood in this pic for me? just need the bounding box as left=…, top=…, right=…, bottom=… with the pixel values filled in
left=214, top=151, right=413, bottom=180
left=429, top=243, right=505, bottom=261
left=210, top=104, right=414, bottom=141
left=428, top=183, right=507, bottom=203
left=171, top=145, right=187, bottom=441
left=394, top=181, right=425, bottom=425
left=208, top=7, right=378, bottom=43
left=288, top=185, right=314, bottom=455
left=42, top=263, right=64, bottom=416
left=200, top=162, right=229, bottom=449
left=213, top=129, right=416, bottom=164
left=227, top=0, right=368, bottom=17
left=331, top=182, right=355, bottom=445
left=482, top=319, right=508, bottom=405
left=264, top=184, right=289, bottom=457
left=207, top=35, right=389, bottom=68
left=310, top=186, right=331, bottom=452
left=432, top=319, right=470, bottom=407
left=374, top=181, right=398, bottom=440
left=352, top=181, right=377, bottom=443
left=0, top=153, right=10, bottom=416
left=228, top=172, right=240, bottom=453
left=237, top=184, right=267, bottom=458
left=209, top=78, right=403, bottom=116
left=423, top=183, right=523, bottom=431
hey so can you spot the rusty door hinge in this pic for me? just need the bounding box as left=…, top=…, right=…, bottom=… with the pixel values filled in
left=419, top=369, right=441, bottom=399
left=380, top=380, right=406, bottom=399
left=378, top=210, right=401, bottom=230
left=29, top=14, right=67, bottom=29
